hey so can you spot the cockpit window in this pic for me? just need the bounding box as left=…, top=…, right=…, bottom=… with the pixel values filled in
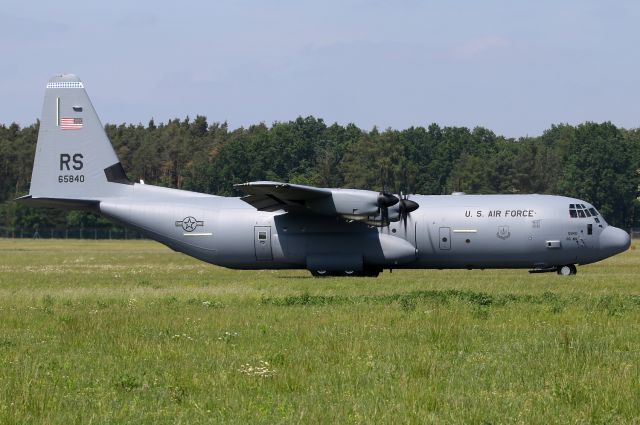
left=570, top=203, right=601, bottom=219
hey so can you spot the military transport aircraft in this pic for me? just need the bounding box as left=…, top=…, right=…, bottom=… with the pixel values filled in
left=17, top=75, right=631, bottom=277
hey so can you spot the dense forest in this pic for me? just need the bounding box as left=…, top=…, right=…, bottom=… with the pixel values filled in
left=1, top=117, right=639, bottom=229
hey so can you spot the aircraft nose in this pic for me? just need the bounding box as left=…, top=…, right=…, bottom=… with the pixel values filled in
left=599, top=226, right=631, bottom=257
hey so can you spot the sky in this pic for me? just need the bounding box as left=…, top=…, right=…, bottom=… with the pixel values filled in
left=1, top=0, right=639, bottom=137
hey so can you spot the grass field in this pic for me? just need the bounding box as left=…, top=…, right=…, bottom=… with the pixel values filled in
left=0, top=239, right=639, bottom=424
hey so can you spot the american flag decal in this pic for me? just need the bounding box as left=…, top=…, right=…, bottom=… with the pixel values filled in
left=60, top=117, right=83, bottom=130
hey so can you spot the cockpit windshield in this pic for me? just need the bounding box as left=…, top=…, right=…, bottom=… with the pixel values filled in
left=569, top=203, right=600, bottom=219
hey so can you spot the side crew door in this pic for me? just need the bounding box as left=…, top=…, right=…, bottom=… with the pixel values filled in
left=254, top=226, right=273, bottom=261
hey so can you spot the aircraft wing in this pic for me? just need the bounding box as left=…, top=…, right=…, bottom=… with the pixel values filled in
left=234, top=181, right=411, bottom=226
left=234, top=181, right=331, bottom=212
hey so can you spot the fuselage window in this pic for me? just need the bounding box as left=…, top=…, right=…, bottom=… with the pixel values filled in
left=594, top=217, right=600, bottom=223
left=578, top=210, right=586, bottom=218
left=569, top=209, right=577, bottom=218
left=584, top=209, right=591, bottom=217
left=587, top=224, right=593, bottom=235
left=589, top=207, right=597, bottom=216
left=258, top=232, right=267, bottom=240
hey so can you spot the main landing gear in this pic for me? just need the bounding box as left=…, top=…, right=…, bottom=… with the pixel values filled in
left=310, top=267, right=382, bottom=278
left=557, top=264, right=577, bottom=276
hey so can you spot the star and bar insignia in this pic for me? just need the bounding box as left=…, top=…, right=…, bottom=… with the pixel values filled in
left=175, top=216, right=204, bottom=232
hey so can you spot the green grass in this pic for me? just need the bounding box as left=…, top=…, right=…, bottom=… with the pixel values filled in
left=0, top=239, right=639, bottom=424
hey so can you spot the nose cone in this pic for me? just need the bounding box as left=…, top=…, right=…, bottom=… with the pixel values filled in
left=599, top=226, right=631, bottom=258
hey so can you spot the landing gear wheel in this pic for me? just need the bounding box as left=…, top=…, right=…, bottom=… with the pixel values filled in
left=557, top=264, right=577, bottom=276
left=311, top=270, right=329, bottom=277
left=344, top=270, right=356, bottom=276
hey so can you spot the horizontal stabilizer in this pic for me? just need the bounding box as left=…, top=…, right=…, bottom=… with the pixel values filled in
left=15, top=195, right=99, bottom=211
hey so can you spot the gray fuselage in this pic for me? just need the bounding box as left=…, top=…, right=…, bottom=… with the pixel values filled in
left=99, top=183, right=630, bottom=272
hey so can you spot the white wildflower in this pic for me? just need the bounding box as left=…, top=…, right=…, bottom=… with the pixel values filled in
left=238, top=360, right=275, bottom=378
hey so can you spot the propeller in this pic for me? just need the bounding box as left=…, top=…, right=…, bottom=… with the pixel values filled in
left=377, top=191, right=399, bottom=226
left=397, top=192, right=419, bottom=231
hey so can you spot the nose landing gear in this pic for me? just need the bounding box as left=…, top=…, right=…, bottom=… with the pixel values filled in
left=529, top=264, right=578, bottom=275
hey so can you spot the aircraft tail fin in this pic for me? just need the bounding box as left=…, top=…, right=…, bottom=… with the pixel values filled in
left=24, top=74, right=131, bottom=206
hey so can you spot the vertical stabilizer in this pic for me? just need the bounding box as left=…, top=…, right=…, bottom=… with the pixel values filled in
left=28, top=74, right=130, bottom=202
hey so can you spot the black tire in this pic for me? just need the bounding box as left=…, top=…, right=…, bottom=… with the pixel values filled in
left=557, top=264, right=577, bottom=276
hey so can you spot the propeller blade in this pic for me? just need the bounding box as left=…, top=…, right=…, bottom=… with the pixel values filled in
left=398, top=196, right=419, bottom=232
left=376, top=192, right=398, bottom=227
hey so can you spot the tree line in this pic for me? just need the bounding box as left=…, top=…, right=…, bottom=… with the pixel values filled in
left=1, top=116, right=639, bottom=229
